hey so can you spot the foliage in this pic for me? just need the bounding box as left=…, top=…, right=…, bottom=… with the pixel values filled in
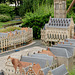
left=0, top=4, right=15, bottom=18
left=69, top=68, right=75, bottom=75
left=0, top=20, right=21, bottom=28
left=0, top=26, right=21, bottom=32
left=0, top=14, right=11, bottom=22
left=22, top=5, right=54, bottom=39
left=67, top=11, right=75, bottom=23
left=66, top=0, right=75, bottom=23
left=18, top=0, right=53, bottom=17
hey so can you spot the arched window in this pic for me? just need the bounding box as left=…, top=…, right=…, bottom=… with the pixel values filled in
left=55, top=34, right=56, bottom=39
left=63, top=35, right=64, bottom=39
left=60, top=35, right=62, bottom=39
left=50, top=34, right=51, bottom=38
left=52, top=34, right=54, bottom=38
left=58, top=35, right=59, bottom=39
left=47, top=34, right=49, bottom=39
left=66, top=35, right=67, bottom=39
left=47, top=34, right=50, bottom=39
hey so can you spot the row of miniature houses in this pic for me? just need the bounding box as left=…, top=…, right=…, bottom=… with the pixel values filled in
left=0, top=27, right=33, bottom=52
left=0, top=27, right=32, bottom=38
left=4, top=48, right=69, bottom=75
left=2, top=39, right=75, bottom=75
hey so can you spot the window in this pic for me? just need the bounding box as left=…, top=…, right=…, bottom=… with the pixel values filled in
left=63, top=35, right=64, bottom=39
left=60, top=35, right=62, bottom=39
left=52, top=34, right=54, bottom=38
left=50, top=34, right=51, bottom=38
left=66, top=35, right=67, bottom=38
left=55, top=34, right=56, bottom=39
left=58, top=35, right=59, bottom=39
left=32, top=74, right=34, bottom=75
left=12, top=70, right=13, bottom=72
left=62, top=3, right=65, bottom=10
left=55, top=3, right=59, bottom=10
left=28, top=72, right=30, bottom=75
left=47, top=34, right=49, bottom=39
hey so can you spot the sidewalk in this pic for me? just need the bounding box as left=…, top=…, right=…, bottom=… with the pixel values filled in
left=0, top=41, right=36, bottom=55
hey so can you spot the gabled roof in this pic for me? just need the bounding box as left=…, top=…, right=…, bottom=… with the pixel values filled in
left=41, top=67, right=50, bottom=75
left=21, top=56, right=53, bottom=68
left=32, top=63, right=41, bottom=75
left=46, top=18, right=71, bottom=28
left=31, top=53, right=54, bottom=60
left=59, top=41, right=75, bottom=45
left=48, top=47, right=72, bottom=58
left=52, top=64, right=68, bottom=75
left=39, top=50, right=56, bottom=58
left=53, top=45, right=74, bottom=55
left=65, top=39, right=75, bottom=43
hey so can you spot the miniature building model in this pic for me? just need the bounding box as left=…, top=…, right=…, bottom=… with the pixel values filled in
left=41, top=0, right=75, bottom=46
left=4, top=55, right=68, bottom=75
left=54, top=0, right=66, bottom=18
left=0, top=27, right=33, bottom=53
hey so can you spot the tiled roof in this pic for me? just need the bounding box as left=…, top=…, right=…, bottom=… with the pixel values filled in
left=48, top=47, right=72, bottom=58
left=59, top=41, right=75, bottom=45
left=0, top=33, right=8, bottom=37
left=52, top=64, right=68, bottom=75
left=53, top=45, right=74, bottom=56
left=65, top=39, right=75, bottom=43
left=47, top=18, right=71, bottom=28
left=41, top=67, right=50, bottom=75
left=20, top=61, right=32, bottom=67
left=21, top=56, right=53, bottom=68
left=0, top=27, right=29, bottom=38
left=21, top=27, right=28, bottom=32
left=39, top=50, right=56, bottom=58
left=31, top=53, right=54, bottom=60
left=32, top=63, right=41, bottom=74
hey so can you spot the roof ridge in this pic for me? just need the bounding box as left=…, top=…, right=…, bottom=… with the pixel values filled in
left=64, top=49, right=69, bottom=58
left=52, top=64, right=65, bottom=71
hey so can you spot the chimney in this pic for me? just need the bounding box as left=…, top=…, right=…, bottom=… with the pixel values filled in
left=48, top=48, right=50, bottom=51
left=63, top=42, right=64, bottom=44
left=33, top=63, right=36, bottom=65
left=42, top=49, right=44, bottom=52
left=66, top=40, right=68, bottom=42
left=70, top=43, right=72, bottom=45
left=58, top=42, right=61, bottom=44
left=38, top=51, right=40, bottom=53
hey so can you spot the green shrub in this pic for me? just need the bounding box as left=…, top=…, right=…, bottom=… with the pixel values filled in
left=22, top=5, right=54, bottom=39
left=0, top=14, right=11, bottom=22
left=0, top=3, right=15, bottom=18
left=69, top=68, right=75, bottom=75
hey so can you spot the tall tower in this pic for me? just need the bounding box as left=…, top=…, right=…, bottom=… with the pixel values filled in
left=54, top=0, right=66, bottom=18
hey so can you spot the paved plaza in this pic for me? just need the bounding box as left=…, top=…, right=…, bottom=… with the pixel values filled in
left=0, top=40, right=46, bottom=71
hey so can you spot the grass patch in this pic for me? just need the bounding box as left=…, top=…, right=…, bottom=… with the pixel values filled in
left=0, top=26, right=21, bottom=32
left=0, top=20, right=22, bottom=28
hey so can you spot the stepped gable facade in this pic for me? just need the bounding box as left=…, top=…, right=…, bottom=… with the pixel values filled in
left=0, top=27, right=33, bottom=53
left=4, top=56, right=32, bottom=75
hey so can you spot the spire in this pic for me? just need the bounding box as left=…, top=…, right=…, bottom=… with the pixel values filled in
left=67, top=0, right=75, bottom=13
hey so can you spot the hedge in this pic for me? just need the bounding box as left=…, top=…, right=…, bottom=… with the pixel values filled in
left=0, top=14, right=11, bottom=22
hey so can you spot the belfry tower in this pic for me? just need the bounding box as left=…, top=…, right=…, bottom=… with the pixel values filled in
left=54, top=0, right=66, bottom=18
